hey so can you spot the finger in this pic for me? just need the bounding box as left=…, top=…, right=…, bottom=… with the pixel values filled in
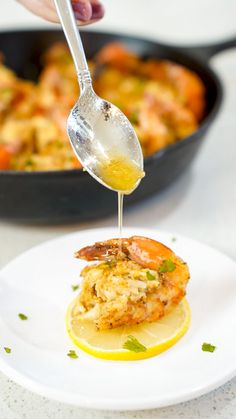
left=90, top=0, right=104, bottom=20
left=51, top=0, right=94, bottom=23
left=17, top=0, right=104, bottom=24
left=73, top=0, right=104, bottom=24
left=72, top=0, right=93, bottom=22
left=17, top=0, right=61, bottom=22
left=43, top=0, right=103, bottom=22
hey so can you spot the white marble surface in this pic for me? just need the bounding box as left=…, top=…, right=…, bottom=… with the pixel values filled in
left=0, top=1, right=236, bottom=418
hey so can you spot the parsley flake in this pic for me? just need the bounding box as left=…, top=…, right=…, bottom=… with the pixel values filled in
left=25, top=159, right=34, bottom=167
left=202, top=342, right=216, bottom=353
left=130, top=111, right=139, bottom=124
left=105, top=259, right=116, bottom=268
left=55, top=140, right=63, bottom=149
left=171, top=237, right=177, bottom=243
left=18, top=313, right=28, bottom=321
left=4, top=347, right=11, bottom=354
left=123, top=335, right=147, bottom=353
left=159, top=259, right=176, bottom=273
left=67, top=349, right=78, bottom=359
left=71, top=284, right=79, bottom=292
left=146, top=271, right=156, bottom=281
left=0, top=88, right=13, bottom=97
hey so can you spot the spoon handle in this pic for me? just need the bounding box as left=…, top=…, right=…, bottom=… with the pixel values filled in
left=54, top=0, right=91, bottom=87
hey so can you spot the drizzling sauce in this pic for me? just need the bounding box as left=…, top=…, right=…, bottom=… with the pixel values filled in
left=118, top=191, right=124, bottom=239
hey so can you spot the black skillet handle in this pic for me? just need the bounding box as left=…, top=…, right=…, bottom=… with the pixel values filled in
left=178, top=36, right=236, bottom=62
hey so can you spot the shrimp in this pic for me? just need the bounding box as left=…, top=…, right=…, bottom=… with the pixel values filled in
left=0, top=144, right=12, bottom=170
left=74, top=236, right=190, bottom=330
left=94, top=42, right=139, bottom=73
left=141, top=60, right=205, bottom=121
left=137, top=91, right=198, bottom=155
left=76, top=236, right=172, bottom=267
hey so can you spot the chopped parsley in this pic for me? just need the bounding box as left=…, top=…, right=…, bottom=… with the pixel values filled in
left=25, top=159, right=34, bottom=168
left=123, top=335, right=147, bottom=353
left=18, top=313, right=28, bottom=321
left=0, top=88, right=13, bottom=98
left=67, top=349, right=78, bottom=359
left=171, top=237, right=177, bottom=243
left=55, top=140, right=63, bottom=149
left=4, top=347, right=11, bottom=354
left=159, top=259, right=176, bottom=273
left=129, top=111, right=139, bottom=124
left=146, top=271, right=156, bottom=281
left=113, top=101, right=123, bottom=110
left=202, top=342, right=216, bottom=353
left=63, top=55, right=72, bottom=64
left=0, top=87, right=12, bottom=93
left=71, top=284, right=79, bottom=292
left=105, top=259, right=116, bottom=268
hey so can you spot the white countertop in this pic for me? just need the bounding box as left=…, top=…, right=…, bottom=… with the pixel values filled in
left=0, top=1, right=236, bottom=418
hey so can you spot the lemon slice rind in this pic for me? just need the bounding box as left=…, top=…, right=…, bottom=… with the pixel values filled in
left=66, top=298, right=190, bottom=361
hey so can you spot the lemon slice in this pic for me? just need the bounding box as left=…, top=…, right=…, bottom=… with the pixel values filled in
left=66, top=299, right=190, bottom=361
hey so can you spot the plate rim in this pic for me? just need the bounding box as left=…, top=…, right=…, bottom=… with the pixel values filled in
left=0, top=357, right=235, bottom=411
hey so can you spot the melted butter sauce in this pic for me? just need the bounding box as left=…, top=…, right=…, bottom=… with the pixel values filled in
left=97, top=154, right=145, bottom=242
left=118, top=191, right=124, bottom=239
left=98, top=155, right=144, bottom=193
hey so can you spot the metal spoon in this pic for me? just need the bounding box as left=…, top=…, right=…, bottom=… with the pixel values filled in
left=54, top=0, right=143, bottom=192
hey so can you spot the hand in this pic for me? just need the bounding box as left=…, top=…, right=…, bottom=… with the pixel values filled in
left=17, top=0, right=104, bottom=25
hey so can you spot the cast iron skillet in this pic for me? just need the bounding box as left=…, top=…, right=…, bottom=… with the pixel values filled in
left=0, top=30, right=235, bottom=223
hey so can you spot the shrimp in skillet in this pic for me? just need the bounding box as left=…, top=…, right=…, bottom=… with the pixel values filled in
left=73, top=236, right=190, bottom=330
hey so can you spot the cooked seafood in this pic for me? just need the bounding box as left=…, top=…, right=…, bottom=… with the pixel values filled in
left=73, top=236, right=190, bottom=330
left=0, top=42, right=205, bottom=171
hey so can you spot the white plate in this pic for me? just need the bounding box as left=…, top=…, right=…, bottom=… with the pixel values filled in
left=0, top=227, right=236, bottom=411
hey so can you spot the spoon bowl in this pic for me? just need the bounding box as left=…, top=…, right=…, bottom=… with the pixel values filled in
left=67, top=82, right=143, bottom=192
